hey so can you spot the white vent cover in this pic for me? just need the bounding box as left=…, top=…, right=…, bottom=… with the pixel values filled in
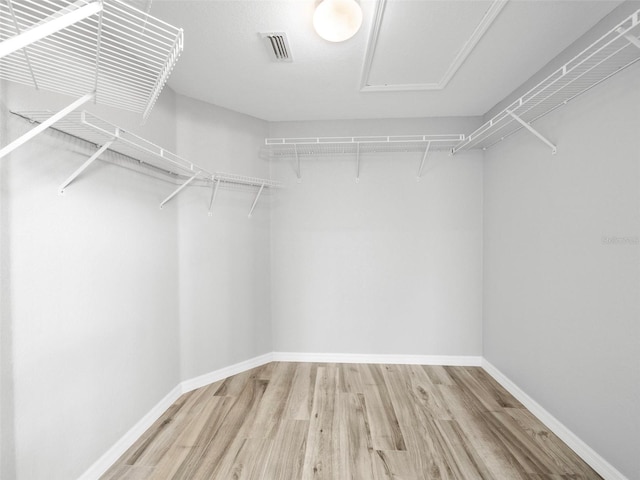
left=260, top=32, right=293, bottom=62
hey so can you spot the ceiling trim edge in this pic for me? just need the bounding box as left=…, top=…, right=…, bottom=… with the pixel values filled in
left=359, top=0, right=509, bottom=93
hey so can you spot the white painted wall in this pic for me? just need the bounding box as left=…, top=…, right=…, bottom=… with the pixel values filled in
left=1, top=78, right=15, bottom=480
left=0, top=83, right=181, bottom=479
left=269, top=118, right=484, bottom=356
left=174, top=95, right=272, bottom=381
left=483, top=62, right=640, bottom=479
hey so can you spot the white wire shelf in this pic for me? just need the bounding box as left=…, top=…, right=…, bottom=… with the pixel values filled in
left=213, top=172, right=281, bottom=189
left=265, top=134, right=465, bottom=157
left=12, top=110, right=282, bottom=215
left=0, top=0, right=183, bottom=121
left=14, top=109, right=205, bottom=177
left=452, top=9, right=640, bottom=154
left=265, top=134, right=465, bottom=182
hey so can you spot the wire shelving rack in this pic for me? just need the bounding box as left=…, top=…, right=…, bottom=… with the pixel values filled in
left=265, top=135, right=464, bottom=156
left=264, top=135, right=465, bottom=182
left=452, top=9, right=640, bottom=154
left=12, top=110, right=282, bottom=216
left=0, top=0, right=184, bottom=159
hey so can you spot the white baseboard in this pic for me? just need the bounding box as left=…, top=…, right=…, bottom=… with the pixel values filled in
left=76, top=383, right=183, bottom=480
left=180, top=352, right=274, bottom=393
left=481, top=359, right=628, bottom=480
left=77, top=352, right=273, bottom=480
left=272, top=351, right=482, bottom=366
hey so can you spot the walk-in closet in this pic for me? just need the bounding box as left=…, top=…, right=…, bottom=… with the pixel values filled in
left=1, top=0, right=638, bottom=479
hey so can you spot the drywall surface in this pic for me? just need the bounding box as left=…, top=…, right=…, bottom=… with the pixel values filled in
left=175, top=95, right=272, bottom=381
left=269, top=117, right=483, bottom=356
left=483, top=63, right=640, bottom=479
left=0, top=78, right=16, bottom=480
left=1, top=83, right=181, bottom=480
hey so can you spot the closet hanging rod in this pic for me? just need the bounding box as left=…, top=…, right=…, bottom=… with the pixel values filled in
left=452, top=8, right=640, bottom=154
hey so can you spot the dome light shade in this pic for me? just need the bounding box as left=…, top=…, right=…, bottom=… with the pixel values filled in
left=313, top=0, right=363, bottom=43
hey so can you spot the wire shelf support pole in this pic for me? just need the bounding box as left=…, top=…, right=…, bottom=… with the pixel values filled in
left=416, top=141, right=431, bottom=181
left=248, top=183, right=265, bottom=218
left=0, top=1, right=103, bottom=59
left=59, top=137, right=115, bottom=194
left=159, top=170, right=201, bottom=209
left=0, top=92, right=95, bottom=160
left=208, top=177, right=220, bottom=217
left=506, top=110, right=557, bottom=154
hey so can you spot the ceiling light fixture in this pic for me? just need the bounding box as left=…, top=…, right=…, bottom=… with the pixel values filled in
left=313, top=0, right=363, bottom=43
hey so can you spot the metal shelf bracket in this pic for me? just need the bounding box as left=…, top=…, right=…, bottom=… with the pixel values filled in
left=506, top=110, right=557, bottom=154
left=208, top=177, right=221, bottom=217
left=0, top=92, right=95, bottom=160
left=416, top=141, right=431, bottom=181
left=248, top=183, right=265, bottom=218
left=159, top=170, right=201, bottom=209
left=59, top=134, right=117, bottom=195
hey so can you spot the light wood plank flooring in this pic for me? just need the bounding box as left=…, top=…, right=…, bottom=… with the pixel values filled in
left=102, top=363, right=602, bottom=479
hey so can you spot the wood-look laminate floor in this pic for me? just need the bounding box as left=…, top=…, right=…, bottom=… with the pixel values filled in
left=102, top=363, right=602, bottom=480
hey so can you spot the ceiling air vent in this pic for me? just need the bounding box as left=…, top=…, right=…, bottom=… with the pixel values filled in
left=260, top=32, right=293, bottom=62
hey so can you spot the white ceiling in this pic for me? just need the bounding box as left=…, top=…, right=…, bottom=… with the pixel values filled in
left=150, top=0, right=623, bottom=122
